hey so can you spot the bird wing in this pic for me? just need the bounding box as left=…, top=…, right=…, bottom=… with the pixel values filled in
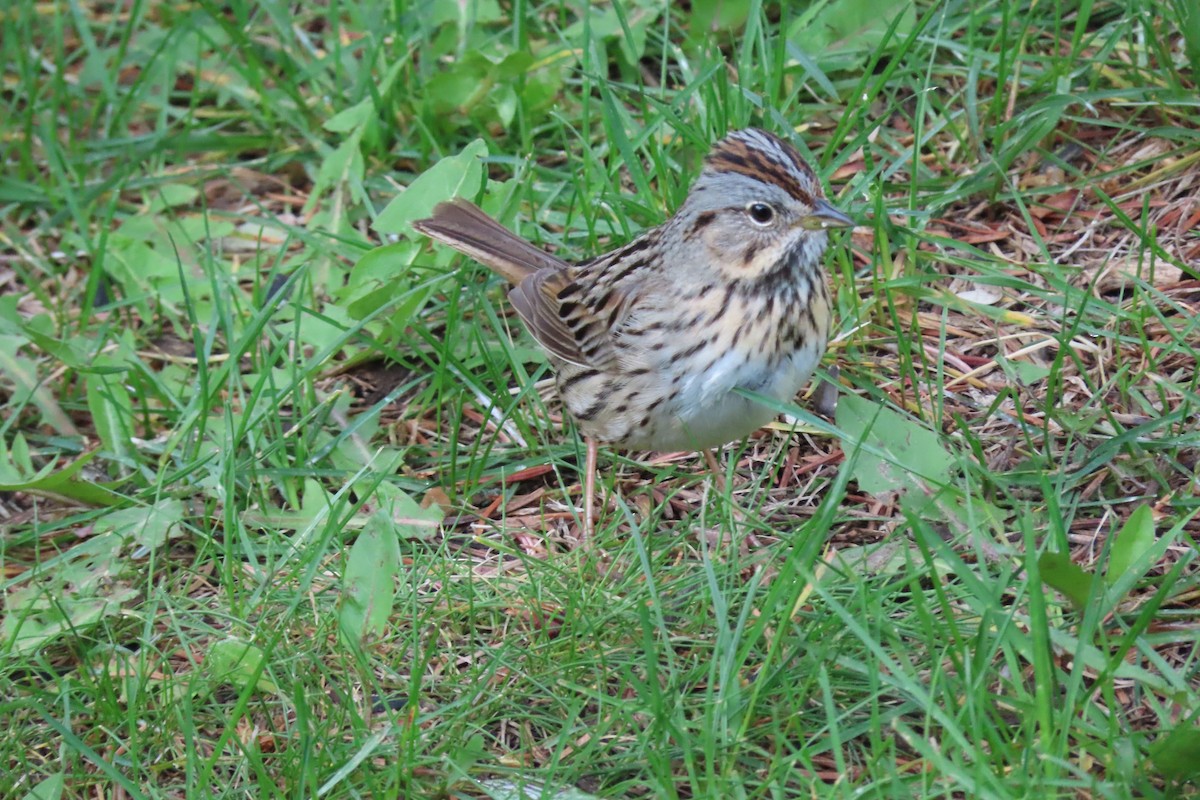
left=417, top=200, right=648, bottom=372
left=508, top=267, right=635, bottom=371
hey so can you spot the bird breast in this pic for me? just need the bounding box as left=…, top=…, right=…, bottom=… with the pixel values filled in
left=555, top=278, right=829, bottom=451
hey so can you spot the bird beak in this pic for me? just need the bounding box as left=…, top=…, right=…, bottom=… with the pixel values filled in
left=801, top=200, right=854, bottom=231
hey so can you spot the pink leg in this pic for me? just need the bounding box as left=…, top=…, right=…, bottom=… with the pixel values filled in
left=703, top=448, right=727, bottom=494
left=583, top=436, right=598, bottom=544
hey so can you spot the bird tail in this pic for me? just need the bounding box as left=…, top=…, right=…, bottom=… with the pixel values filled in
left=413, top=198, right=568, bottom=285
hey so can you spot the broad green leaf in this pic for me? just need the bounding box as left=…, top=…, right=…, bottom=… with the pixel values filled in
left=421, top=50, right=536, bottom=121
left=427, top=0, right=504, bottom=26
left=206, top=638, right=277, bottom=693
left=1149, top=722, right=1200, bottom=781
left=330, top=431, right=408, bottom=476
left=375, top=483, right=444, bottom=539
left=324, top=98, right=373, bottom=133
left=492, top=84, right=519, bottom=128
left=0, top=446, right=121, bottom=507
left=423, top=57, right=488, bottom=116
left=788, top=0, right=916, bottom=73
left=239, top=483, right=338, bottom=533
left=689, top=0, right=752, bottom=42
left=94, top=499, right=185, bottom=551
left=86, top=372, right=135, bottom=464
left=829, top=541, right=921, bottom=577
left=2, top=533, right=136, bottom=656
left=1174, top=0, right=1200, bottom=87
left=0, top=334, right=78, bottom=436
left=343, top=241, right=423, bottom=319
left=9, top=432, right=34, bottom=475
left=3, top=584, right=70, bottom=656
left=835, top=394, right=954, bottom=499
left=1105, top=504, right=1156, bottom=587
left=172, top=214, right=235, bottom=244
left=563, top=4, right=660, bottom=64
left=299, top=477, right=334, bottom=521
left=22, top=773, right=65, bottom=800
left=1012, top=360, right=1052, bottom=385
left=374, top=139, right=488, bottom=235
left=0, top=294, right=23, bottom=333
left=325, top=60, right=404, bottom=135
left=104, top=238, right=178, bottom=317
left=312, top=134, right=366, bottom=206
left=996, top=352, right=1052, bottom=386
left=23, top=313, right=91, bottom=369
left=339, top=512, right=401, bottom=648
left=1037, top=551, right=1094, bottom=611
left=147, top=183, right=200, bottom=211
left=59, top=534, right=125, bottom=591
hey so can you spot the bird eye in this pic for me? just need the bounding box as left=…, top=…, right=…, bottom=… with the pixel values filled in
left=747, top=202, right=776, bottom=226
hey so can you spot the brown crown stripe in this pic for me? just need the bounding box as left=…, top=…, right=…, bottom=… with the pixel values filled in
left=705, top=130, right=819, bottom=206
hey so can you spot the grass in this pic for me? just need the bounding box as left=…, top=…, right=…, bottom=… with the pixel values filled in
left=1, top=0, right=1198, bottom=797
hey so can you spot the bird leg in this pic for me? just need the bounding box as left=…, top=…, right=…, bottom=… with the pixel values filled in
left=703, top=447, right=751, bottom=546
left=583, top=436, right=598, bottom=544
left=703, top=448, right=727, bottom=494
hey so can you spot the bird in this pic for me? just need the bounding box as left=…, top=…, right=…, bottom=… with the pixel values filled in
left=413, top=128, right=852, bottom=541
